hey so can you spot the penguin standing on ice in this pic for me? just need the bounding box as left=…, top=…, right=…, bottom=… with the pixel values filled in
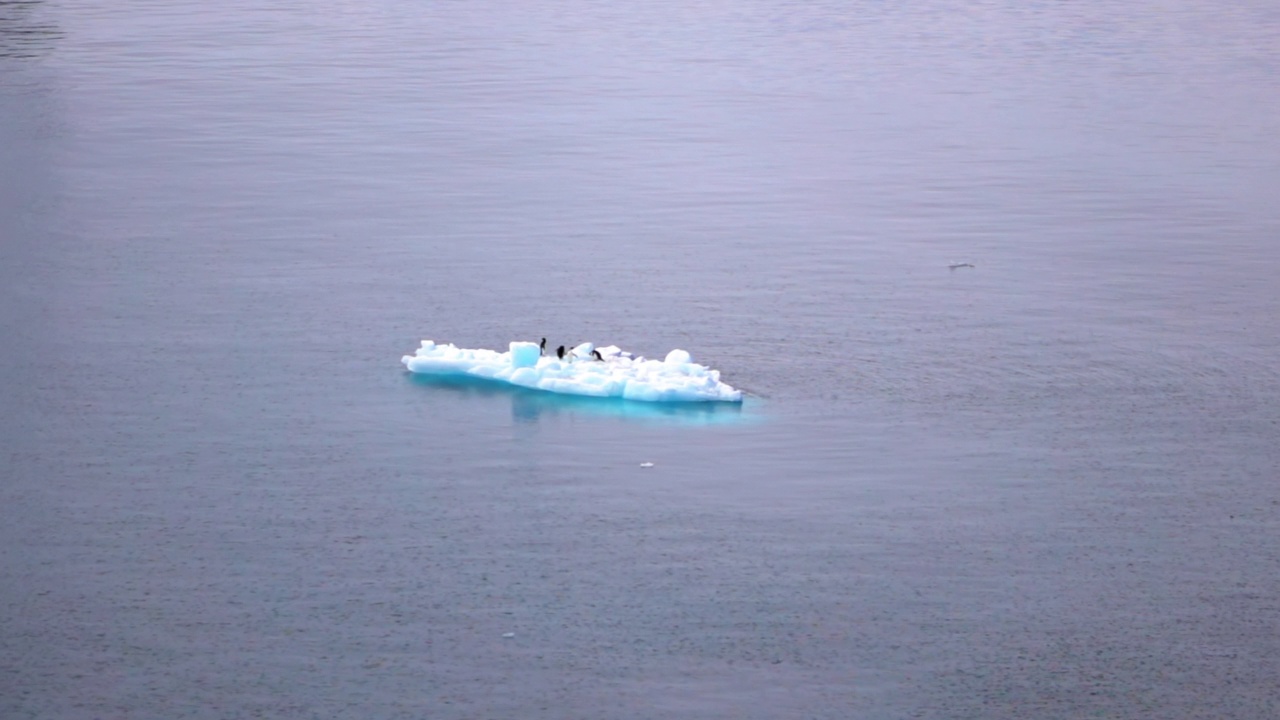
left=556, top=345, right=566, bottom=360
left=591, top=349, right=603, bottom=361
left=540, top=337, right=547, bottom=356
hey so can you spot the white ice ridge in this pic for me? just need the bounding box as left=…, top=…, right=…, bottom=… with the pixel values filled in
left=402, top=341, right=743, bottom=403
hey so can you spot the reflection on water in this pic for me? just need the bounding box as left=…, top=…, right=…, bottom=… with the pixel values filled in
left=406, top=373, right=752, bottom=426
left=0, top=1, right=60, bottom=59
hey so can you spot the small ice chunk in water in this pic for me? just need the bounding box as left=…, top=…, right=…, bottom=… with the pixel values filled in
left=401, top=340, right=742, bottom=403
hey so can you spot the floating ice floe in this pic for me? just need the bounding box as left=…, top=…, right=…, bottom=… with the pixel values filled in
left=401, top=341, right=743, bottom=403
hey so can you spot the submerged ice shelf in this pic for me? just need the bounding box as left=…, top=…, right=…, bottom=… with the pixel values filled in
left=401, top=341, right=743, bottom=403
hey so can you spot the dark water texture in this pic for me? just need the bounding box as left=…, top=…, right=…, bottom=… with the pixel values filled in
left=3, top=1, right=1279, bottom=718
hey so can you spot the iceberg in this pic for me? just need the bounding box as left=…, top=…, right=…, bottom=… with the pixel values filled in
left=401, top=340, right=743, bottom=403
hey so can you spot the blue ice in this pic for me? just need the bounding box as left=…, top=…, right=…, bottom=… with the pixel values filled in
left=401, top=341, right=743, bottom=403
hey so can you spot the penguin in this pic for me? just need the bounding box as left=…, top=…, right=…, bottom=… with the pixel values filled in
left=540, top=337, right=547, bottom=356
left=591, top=349, right=603, bottom=361
left=556, top=345, right=566, bottom=360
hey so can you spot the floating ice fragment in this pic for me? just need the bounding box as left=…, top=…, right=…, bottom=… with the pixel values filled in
left=640, top=462, right=655, bottom=468
left=401, top=340, right=742, bottom=403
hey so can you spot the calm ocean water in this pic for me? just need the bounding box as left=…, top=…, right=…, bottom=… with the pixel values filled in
left=3, top=1, right=1279, bottom=718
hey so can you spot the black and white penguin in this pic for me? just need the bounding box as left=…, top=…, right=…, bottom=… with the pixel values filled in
left=540, top=337, right=547, bottom=356
left=591, top=349, right=603, bottom=361
left=556, top=345, right=566, bottom=360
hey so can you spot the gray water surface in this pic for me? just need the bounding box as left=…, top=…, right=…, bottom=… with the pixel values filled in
left=3, top=1, right=1279, bottom=718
